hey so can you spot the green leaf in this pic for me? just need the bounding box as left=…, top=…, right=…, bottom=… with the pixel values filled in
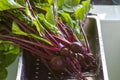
left=74, top=0, right=90, bottom=21
left=74, top=6, right=84, bottom=21
left=12, top=21, right=28, bottom=36
left=73, top=22, right=81, bottom=40
left=38, top=14, right=60, bottom=35
left=0, top=54, right=18, bottom=68
left=15, top=0, right=26, bottom=6
left=62, top=4, right=74, bottom=13
left=63, top=0, right=72, bottom=7
left=0, top=44, right=5, bottom=51
left=0, top=42, right=19, bottom=80
left=45, top=6, right=55, bottom=25
left=64, top=0, right=80, bottom=6
left=0, top=0, right=22, bottom=11
left=36, top=2, right=50, bottom=9
left=47, top=0, right=53, bottom=5
left=25, top=2, right=45, bottom=34
left=0, top=40, right=2, bottom=43
left=73, top=0, right=81, bottom=6
left=35, top=3, right=55, bottom=33
left=0, top=68, right=8, bottom=80
left=9, top=44, right=16, bottom=50
left=0, top=41, right=20, bottom=55
left=32, top=18, right=45, bottom=34
left=36, top=4, right=55, bottom=25
left=3, top=44, right=10, bottom=51
left=0, top=52, right=5, bottom=62
left=82, top=0, right=90, bottom=14
left=57, top=0, right=64, bottom=10
left=4, top=46, right=20, bottom=55
left=29, top=33, right=53, bottom=46
left=58, top=12, right=74, bottom=29
left=0, top=41, right=20, bottom=79
left=62, top=0, right=80, bottom=12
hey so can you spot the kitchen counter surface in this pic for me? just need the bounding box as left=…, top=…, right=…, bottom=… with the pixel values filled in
left=90, top=5, right=120, bottom=20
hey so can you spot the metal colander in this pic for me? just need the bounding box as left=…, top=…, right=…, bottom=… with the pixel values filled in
left=21, top=53, right=72, bottom=80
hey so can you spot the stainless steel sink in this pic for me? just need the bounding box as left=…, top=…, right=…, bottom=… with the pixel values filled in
left=85, top=16, right=109, bottom=80
left=16, top=16, right=109, bottom=80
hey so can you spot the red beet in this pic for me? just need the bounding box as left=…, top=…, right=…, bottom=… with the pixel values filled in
left=69, top=42, right=86, bottom=53
left=50, top=56, right=65, bottom=71
left=60, top=47, right=70, bottom=57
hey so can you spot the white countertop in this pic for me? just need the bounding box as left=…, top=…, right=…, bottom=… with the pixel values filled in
left=90, top=5, right=120, bottom=20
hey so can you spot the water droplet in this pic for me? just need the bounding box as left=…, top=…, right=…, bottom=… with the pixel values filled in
left=36, top=63, right=39, bottom=65
left=35, top=72, right=39, bottom=74
left=48, top=76, right=51, bottom=79
left=61, top=72, right=64, bottom=75
left=36, top=58, right=40, bottom=61
left=48, top=72, right=51, bottom=75
left=35, top=76, right=38, bottom=78
left=36, top=67, right=39, bottom=70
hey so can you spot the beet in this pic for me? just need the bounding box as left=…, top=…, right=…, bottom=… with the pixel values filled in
left=69, top=42, right=86, bottom=53
left=77, top=53, right=85, bottom=61
left=50, top=56, right=65, bottom=71
left=60, top=47, right=70, bottom=57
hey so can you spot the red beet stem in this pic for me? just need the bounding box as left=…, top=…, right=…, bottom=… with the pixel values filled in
left=44, top=29, right=60, bottom=47
left=65, top=26, right=79, bottom=42
left=52, top=35, right=71, bottom=47
left=0, top=37, right=52, bottom=60
left=4, top=12, right=38, bottom=35
left=57, top=21, right=69, bottom=39
left=0, top=35, right=59, bottom=51
left=79, top=22, right=90, bottom=53
left=27, top=0, right=36, bottom=18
